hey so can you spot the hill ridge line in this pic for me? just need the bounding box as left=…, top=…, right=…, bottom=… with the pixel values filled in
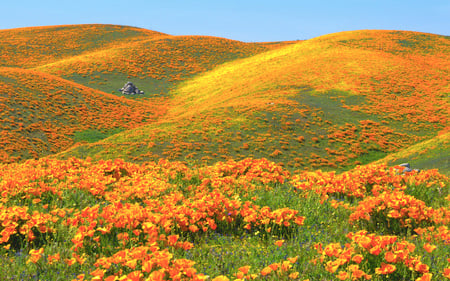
left=33, top=33, right=290, bottom=71
left=31, top=34, right=174, bottom=70
left=0, top=23, right=166, bottom=34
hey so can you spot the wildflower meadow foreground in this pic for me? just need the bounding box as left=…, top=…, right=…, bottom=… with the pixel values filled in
left=0, top=157, right=449, bottom=280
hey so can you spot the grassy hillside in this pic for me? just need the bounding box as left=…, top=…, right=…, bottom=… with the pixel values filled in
left=0, top=24, right=294, bottom=162
left=35, top=35, right=292, bottom=96
left=2, top=24, right=287, bottom=97
left=375, top=131, right=450, bottom=175
left=0, top=24, right=165, bottom=68
left=0, top=67, right=167, bottom=163
left=58, top=30, right=449, bottom=172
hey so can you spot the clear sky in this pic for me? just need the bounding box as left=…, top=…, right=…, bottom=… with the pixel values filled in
left=1, top=0, right=449, bottom=42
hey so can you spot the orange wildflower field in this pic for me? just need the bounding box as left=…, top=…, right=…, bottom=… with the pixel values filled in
left=0, top=24, right=449, bottom=280
left=0, top=158, right=449, bottom=280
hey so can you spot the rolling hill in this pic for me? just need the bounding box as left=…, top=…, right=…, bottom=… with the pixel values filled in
left=375, top=131, right=449, bottom=174
left=34, top=35, right=286, bottom=96
left=0, top=24, right=166, bottom=68
left=1, top=24, right=295, bottom=97
left=0, top=25, right=448, bottom=173
left=0, top=67, right=167, bottom=163
left=56, top=30, right=449, bottom=173
left=0, top=24, right=295, bottom=162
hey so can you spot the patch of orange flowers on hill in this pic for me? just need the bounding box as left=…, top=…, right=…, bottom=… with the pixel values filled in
left=292, top=163, right=448, bottom=201
left=0, top=67, right=168, bottom=162
left=59, top=30, right=449, bottom=171
left=0, top=24, right=164, bottom=68
left=36, top=35, right=280, bottom=93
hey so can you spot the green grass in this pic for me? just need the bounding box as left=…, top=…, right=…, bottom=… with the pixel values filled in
left=61, top=71, right=173, bottom=98
left=73, top=128, right=125, bottom=143
left=375, top=132, right=450, bottom=175
left=350, top=149, right=388, bottom=168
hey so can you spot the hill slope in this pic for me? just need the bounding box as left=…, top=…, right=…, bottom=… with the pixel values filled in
left=0, top=24, right=165, bottom=68
left=35, top=34, right=292, bottom=96
left=0, top=24, right=294, bottom=97
left=0, top=24, right=297, bottom=162
left=0, top=67, right=167, bottom=163
left=57, top=30, right=449, bottom=172
left=375, top=131, right=450, bottom=174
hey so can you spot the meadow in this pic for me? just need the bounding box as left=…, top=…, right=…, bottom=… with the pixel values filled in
left=0, top=158, right=449, bottom=280
left=0, top=24, right=449, bottom=280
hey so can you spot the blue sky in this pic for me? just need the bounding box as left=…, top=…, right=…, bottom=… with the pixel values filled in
left=2, top=0, right=449, bottom=42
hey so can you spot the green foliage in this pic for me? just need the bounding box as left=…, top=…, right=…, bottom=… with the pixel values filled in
left=352, top=149, right=388, bottom=167
left=404, top=178, right=450, bottom=209
left=73, top=128, right=124, bottom=143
